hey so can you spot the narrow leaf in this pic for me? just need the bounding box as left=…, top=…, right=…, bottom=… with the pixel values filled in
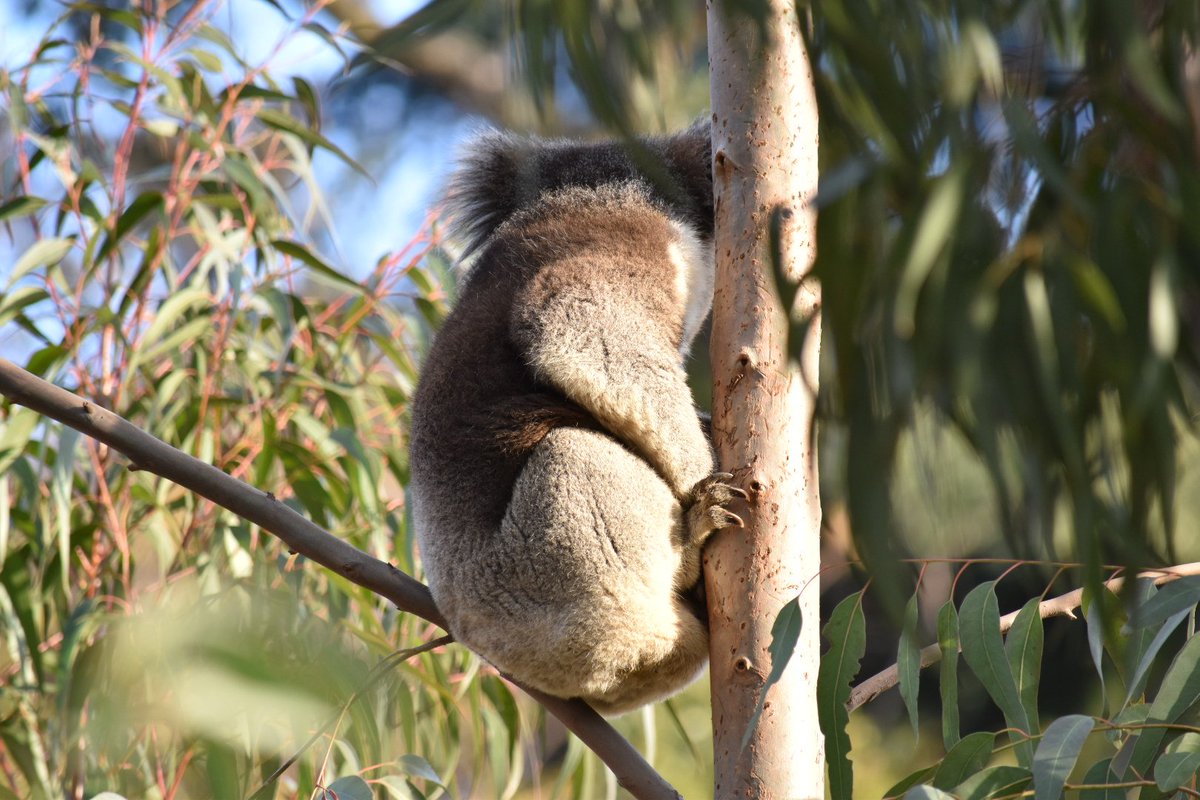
left=1124, top=633, right=1200, bottom=778
left=959, top=582, right=1032, bottom=764
left=1032, top=714, right=1093, bottom=799
left=952, top=765, right=1032, bottom=800
left=885, top=767, right=937, bottom=798
left=1083, top=593, right=1109, bottom=705
left=255, top=108, right=369, bottom=178
left=1154, top=751, right=1200, bottom=792
left=938, top=601, right=961, bottom=748
left=818, top=592, right=866, bottom=800
left=397, top=754, right=443, bottom=785
left=1123, top=606, right=1190, bottom=706
left=904, top=786, right=955, bottom=800
left=0, top=195, right=46, bottom=223
left=898, top=595, right=921, bottom=741
left=932, top=731, right=994, bottom=789
left=322, top=775, right=371, bottom=800
left=1129, top=576, right=1200, bottom=630
left=10, top=237, right=73, bottom=285
left=1078, top=758, right=1122, bottom=800
left=1004, top=597, right=1044, bottom=737
left=94, top=191, right=163, bottom=264
left=271, top=240, right=364, bottom=295
left=742, top=595, right=802, bottom=749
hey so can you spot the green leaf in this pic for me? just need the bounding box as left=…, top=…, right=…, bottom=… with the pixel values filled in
left=25, top=344, right=68, bottom=378
left=1154, top=751, right=1200, bottom=792
left=0, top=287, right=51, bottom=331
left=952, top=765, right=1032, bottom=800
left=136, top=288, right=211, bottom=353
left=94, top=191, right=163, bottom=264
left=818, top=592, right=866, bottom=800
left=292, top=76, right=319, bottom=125
left=895, top=166, right=964, bottom=336
left=222, top=154, right=273, bottom=216
left=0, top=195, right=46, bottom=223
left=1123, top=633, right=1200, bottom=778
left=904, top=786, right=955, bottom=800
left=0, top=407, right=39, bottom=476
left=1129, top=576, right=1200, bottom=630
left=1083, top=591, right=1112, bottom=705
left=375, top=775, right=417, bottom=800
left=1004, top=597, right=1043, bottom=738
left=271, top=240, right=364, bottom=295
left=885, top=767, right=936, bottom=798
left=1032, top=714, right=1093, bottom=799
left=255, top=108, right=369, bottom=179
left=937, top=601, right=960, bottom=749
left=1123, top=606, right=1190, bottom=706
left=322, top=775, right=372, bottom=800
left=742, top=595, right=802, bottom=749
left=959, top=582, right=1032, bottom=764
left=932, top=731, right=994, bottom=789
left=397, top=754, right=442, bottom=785
left=1078, top=759, right=1122, bottom=800
left=898, top=594, right=921, bottom=741
left=10, top=236, right=73, bottom=285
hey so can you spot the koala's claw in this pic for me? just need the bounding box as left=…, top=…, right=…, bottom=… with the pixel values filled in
left=686, top=473, right=748, bottom=542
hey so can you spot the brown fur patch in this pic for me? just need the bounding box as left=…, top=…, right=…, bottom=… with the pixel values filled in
left=482, top=393, right=606, bottom=457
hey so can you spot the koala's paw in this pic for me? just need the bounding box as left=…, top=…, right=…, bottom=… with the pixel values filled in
left=685, top=472, right=747, bottom=543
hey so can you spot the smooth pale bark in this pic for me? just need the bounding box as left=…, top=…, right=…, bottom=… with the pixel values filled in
left=705, top=2, right=822, bottom=798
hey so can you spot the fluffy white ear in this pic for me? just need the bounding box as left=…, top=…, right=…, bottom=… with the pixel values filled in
left=442, top=130, right=532, bottom=259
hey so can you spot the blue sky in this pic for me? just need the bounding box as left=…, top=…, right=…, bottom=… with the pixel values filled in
left=0, top=0, right=474, bottom=283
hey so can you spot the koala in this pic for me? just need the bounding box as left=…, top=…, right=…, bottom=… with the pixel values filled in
left=408, top=122, right=745, bottom=715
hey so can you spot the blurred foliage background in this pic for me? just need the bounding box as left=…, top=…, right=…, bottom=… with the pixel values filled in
left=0, top=0, right=1198, bottom=798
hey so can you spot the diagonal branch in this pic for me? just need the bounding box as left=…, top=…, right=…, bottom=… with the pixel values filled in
left=846, top=562, right=1200, bottom=713
left=0, top=357, right=682, bottom=800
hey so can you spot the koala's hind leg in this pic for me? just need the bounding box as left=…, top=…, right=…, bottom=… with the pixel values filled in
left=456, top=427, right=715, bottom=714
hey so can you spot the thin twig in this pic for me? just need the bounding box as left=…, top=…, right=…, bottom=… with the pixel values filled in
left=0, top=357, right=682, bottom=800
left=847, top=561, right=1200, bottom=713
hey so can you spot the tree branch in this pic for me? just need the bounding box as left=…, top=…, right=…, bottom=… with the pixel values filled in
left=0, top=357, right=682, bottom=800
left=846, top=562, right=1200, bottom=713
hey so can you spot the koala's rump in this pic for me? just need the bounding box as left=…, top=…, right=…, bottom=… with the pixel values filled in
left=428, top=426, right=708, bottom=711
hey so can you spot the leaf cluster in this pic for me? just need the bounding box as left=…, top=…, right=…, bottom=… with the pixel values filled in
left=806, top=0, right=1200, bottom=593
left=819, top=578, right=1200, bottom=799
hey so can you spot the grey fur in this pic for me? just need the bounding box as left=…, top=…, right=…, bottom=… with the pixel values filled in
left=410, top=123, right=742, bottom=715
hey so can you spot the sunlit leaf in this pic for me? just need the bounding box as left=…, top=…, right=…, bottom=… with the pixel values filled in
left=743, top=595, right=802, bottom=748
left=10, top=237, right=73, bottom=285
left=0, top=196, right=46, bottom=224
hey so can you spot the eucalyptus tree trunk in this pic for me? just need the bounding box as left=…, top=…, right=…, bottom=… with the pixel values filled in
left=704, top=1, right=822, bottom=797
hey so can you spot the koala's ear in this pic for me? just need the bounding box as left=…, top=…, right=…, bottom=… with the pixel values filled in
left=660, top=119, right=713, bottom=234
left=444, top=130, right=531, bottom=258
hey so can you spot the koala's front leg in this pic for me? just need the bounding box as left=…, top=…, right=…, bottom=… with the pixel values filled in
left=675, top=473, right=747, bottom=590
left=512, top=285, right=717, bottom=497
left=686, top=472, right=747, bottom=543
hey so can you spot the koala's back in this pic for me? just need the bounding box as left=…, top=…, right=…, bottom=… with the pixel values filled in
left=411, top=186, right=696, bottom=535
left=410, top=127, right=720, bottom=715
